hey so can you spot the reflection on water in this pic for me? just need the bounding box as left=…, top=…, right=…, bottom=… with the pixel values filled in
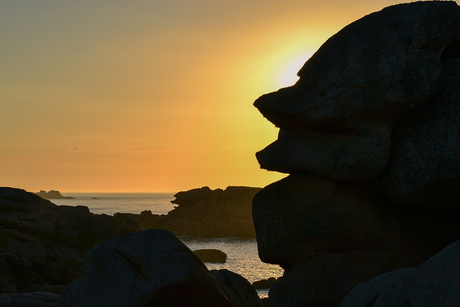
left=183, top=238, right=283, bottom=298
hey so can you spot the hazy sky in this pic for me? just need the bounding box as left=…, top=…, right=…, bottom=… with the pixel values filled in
left=2, top=0, right=406, bottom=192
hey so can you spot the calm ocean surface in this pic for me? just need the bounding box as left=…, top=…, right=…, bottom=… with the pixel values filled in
left=52, top=193, right=283, bottom=298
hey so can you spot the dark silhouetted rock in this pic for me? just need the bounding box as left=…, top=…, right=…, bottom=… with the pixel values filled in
left=0, top=259, right=17, bottom=293
left=121, top=186, right=261, bottom=238
left=194, top=249, right=227, bottom=263
left=0, top=229, right=48, bottom=267
left=36, top=190, right=75, bottom=200
left=252, top=2, right=460, bottom=306
left=378, top=59, right=460, bottom=213
left=253, top=175, right=436, bottom=268
left=340, top=239, right=460, bottom=306
left=58, top=229, right=257, bottom=307
left=252, top=277, right=278, bottom=290
left=211, top=269, right=263, bottom=307
left=408, top=239, right=460, bottom=307
left=269, top=252, right=403, bottom=307
left=339, top=268, right=416, bottom=307
left=0, top=187, right=140, bottom=296
left=0, top=291, right=60, bottom=307
left=255, top=1, right=460, bottom=182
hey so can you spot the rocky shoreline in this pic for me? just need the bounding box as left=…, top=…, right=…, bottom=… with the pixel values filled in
left=2, top=2, right=460, bottom=306
left=117, top=186, right=260, bottom=239
left=0, top=186, right=265, bottom=306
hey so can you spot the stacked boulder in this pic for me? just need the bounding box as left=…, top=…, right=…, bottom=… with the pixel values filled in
left=120, top=186, right=260, bottom=238
left=0, top=187, right=139, bottom=306
left=253, top=2, right=460, bottom=306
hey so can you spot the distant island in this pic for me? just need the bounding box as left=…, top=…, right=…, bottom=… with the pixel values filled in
left=36, top=190, right=75, bottom=199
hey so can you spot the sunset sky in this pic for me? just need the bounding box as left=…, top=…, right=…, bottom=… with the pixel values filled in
left=2, top=0, right=405, bottom=193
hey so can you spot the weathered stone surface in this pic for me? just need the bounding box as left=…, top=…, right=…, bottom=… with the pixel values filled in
left=257, top=127, right=390, bottom=182
left=58, top=229, right=242, bottom=307
left=255, top=1, right=460, bottom=182
left=194, top=249, right=227, bottom=263
left=340, top=239, right=460, bottom=307
left=15, top=269, right=44, bottom=290
left=214, top=269, right=263, bottom=307
left=253, top=173, right=460, bottom=305
left=270, top=252, right=414, bottom=307
left=0, top=291, right=59, bottom=307
left=408, top=239, right=460, bottom=307
left=0, top=229, right=47, bottom=267
left=378, top=59, right=460, bottom=213
left=123, top=186, right=260, bottom=238
left=0, top=187, right=53, bottom=236
left=252, top=175, right=407, bottom=267
left=252, top=2, right=460, bottom=307
left=252, top=277, right=278, bottom=290
left=0, top=187, right=141, bottom=292
left=339, top=268, right=416, bottom=307
left=0, top=259, right=17, bottom=293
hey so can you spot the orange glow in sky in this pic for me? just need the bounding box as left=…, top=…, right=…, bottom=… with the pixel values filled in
left=1, top=0, right=405, bottom=192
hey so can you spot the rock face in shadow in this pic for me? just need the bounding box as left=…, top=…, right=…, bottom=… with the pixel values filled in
left=255, top=1, right=460, bottom=182
left=119, top=186, right=261, bottom=238
left=194, top=249, right=228, bottom=263
left=0, top=187, right=140, bottom=304
left=252, top=2, right=460, bottom=307
left=340, top=239, right=460, bottom=307
left=58, top=229, right=262, bottom=307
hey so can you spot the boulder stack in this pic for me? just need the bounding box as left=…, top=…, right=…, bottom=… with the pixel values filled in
left=253, top=2, right=460, bottom=306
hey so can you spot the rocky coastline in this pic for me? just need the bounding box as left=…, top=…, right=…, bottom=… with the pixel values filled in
left=0, top=185, right=264, bottom=306
left=117, top=186, right=260, bottom=239
left=2, top=2, right=460, bottom=307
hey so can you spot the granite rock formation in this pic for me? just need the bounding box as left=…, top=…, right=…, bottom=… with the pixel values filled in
left=58, top=229, right=262, bottom=307
left=119, top=186, right=260, bottom=238
left=340, top=238, right=460, bottom=307
left=0, top=187, right=139, bottom=306
left=0, top=187, right=264, bottom=306
left=252, top=2, right=460, bottom=306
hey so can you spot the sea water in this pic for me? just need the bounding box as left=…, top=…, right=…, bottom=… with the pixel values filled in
left=52, top=193, right=283, bottom=298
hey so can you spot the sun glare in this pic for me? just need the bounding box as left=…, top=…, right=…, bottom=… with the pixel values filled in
left=278, top=53, right=314, bottom=88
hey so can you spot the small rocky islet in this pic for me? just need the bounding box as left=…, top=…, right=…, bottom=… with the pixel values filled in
left=2, top=1, right=460, bottom=306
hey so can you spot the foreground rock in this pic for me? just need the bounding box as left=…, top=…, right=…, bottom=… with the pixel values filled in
left=340, top=238, right=460, bottom=307
left=0, top=187, right=139, bottom=294
left=252, top=2, right=460, bottom=306
left=0, top=291, right=60, bottom=307
left=378, top=59, right=460, bottom=212
left=58, top=229, right=262, bottom=307
left=194, top=249, right=227, bottom=263
left=119, top=186, right=261, bottom=238
left=252, top=277, right=278, bottom=290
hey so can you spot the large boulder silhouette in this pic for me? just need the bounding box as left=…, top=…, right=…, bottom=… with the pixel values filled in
left=255, top=1, right=460, bottom=182
left=252, top=2, right=460, bottom=306
left=58, top=229, right=261, bottom=307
